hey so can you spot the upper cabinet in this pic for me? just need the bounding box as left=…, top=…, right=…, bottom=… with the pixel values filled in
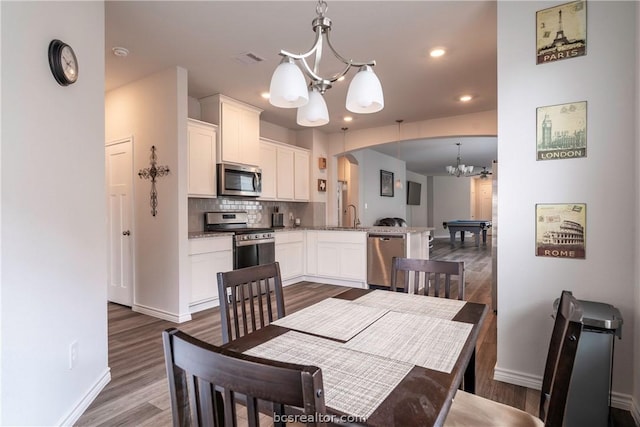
left=259, top=138, right=310, bottom=202
left=187, top=119, right=217, bottom=198
left=259, top=141, right=277, bottom=200
left=294, top=150, right=310, bottom=201
left=199, top=94, right=262, bottom=167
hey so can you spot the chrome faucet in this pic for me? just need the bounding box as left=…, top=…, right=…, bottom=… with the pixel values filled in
left=346, top=204, right=361, bottom=228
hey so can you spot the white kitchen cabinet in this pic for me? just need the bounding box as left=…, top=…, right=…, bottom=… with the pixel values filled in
left=187, top=119, right=217, bottom=198
left=308, top=231, right=366, bottom=285
left=294, top=150, right=310, bottom=201
left=259, top=138, right=310, bottom=202
left=188, top=236, right=232, bottom=313
left=275, top=231, right=305, bottom=282
left=276, top=147, right=295, bottom=200
left=199, top=94, right=262, bottom=167
left=259, top=141, right=277, bottom=200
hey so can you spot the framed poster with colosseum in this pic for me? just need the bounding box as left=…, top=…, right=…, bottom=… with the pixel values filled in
left=536, top=203, right=586, bottom=259
left=536, top=101, right=587, bottom=161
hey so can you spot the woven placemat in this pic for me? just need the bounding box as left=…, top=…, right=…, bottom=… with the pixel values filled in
left=245, top=331, right=413, bottom=420
left=353, top=290, right=466, bottom=320
left=272, top=298, right=388, bottom=341
left=344, top=311, right=473, bottom=373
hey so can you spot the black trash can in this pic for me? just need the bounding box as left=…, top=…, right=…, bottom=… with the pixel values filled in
left=554, top=297, right=623, bottom=427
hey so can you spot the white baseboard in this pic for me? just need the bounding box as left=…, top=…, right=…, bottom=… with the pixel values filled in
left=631, top=397, right=640, bottom=426
left=302, top=275, right=367, bottom=289
left=282, top=276, right=305, bottom=287
left=189, top=297, right=220, bottom=314
left=133, top=303, right=192, bottom=323
left=493, top=366, right=542, bottom=390
left=57, top=367, right=111, bottom=426
left=493, top=366, right=634, bottom=412
left=610, top=391, right=634, bottom=411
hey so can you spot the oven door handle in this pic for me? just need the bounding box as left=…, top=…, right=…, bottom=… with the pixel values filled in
left=235, top=238, right=275, bottom=247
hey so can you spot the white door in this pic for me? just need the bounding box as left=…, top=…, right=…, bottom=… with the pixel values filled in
left=106, top=139, right=134, bottom=306
left=476, top=179, right=493, bottom=234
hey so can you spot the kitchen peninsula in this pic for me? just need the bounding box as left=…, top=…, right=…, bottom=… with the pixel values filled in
left=187, top=225, right=433, bottom=313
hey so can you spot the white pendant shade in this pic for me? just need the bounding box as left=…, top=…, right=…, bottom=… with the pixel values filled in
left=269, top=59, right=309, bottom=108
left=296, top=89, right=329, bottom=127
left=345, top=66, right=384, bottom=114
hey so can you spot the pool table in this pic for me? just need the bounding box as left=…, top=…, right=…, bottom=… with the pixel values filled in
left=443, top=220, right=492, bottom=247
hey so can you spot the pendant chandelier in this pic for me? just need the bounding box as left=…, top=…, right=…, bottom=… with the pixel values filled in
left=446, top=143, right=476, bottom=177
left=269, top=0, right=384, bottom=127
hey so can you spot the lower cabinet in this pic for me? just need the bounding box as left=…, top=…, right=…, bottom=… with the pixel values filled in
left=306, top=231, right=367, bottom=286
left=189, top=236, right=232, bottom=312
left=275, top=231, right=305, bottom=282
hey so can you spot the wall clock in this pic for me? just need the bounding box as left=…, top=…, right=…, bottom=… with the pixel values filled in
left=48, top=39, right=78, bottom=86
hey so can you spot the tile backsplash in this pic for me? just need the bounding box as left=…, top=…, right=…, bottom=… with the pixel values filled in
left=188, top=198, right=326, bottom=232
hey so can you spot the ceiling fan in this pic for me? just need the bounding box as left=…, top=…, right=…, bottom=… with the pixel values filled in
left=473, top=167, right=493, bottom=179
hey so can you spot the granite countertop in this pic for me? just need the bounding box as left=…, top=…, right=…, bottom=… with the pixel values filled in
left=188, top=231, right=231, bottom=239
left=188, top=226, right=434, bottom=239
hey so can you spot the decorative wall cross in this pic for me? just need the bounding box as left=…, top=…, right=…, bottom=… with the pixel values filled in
left=138, top=145, right=170, bottom=217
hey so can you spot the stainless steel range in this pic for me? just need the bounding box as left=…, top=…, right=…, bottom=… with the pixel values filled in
left=204, top=211, right=275, bottom=270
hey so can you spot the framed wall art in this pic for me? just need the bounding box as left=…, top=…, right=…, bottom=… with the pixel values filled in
left=536, top=0, right=586, bottom=64
left=380, top=170, right=394, bottom=197
left=536, top=203, right=586, bottom=259
left=536, top=101, right=587, bottom=161
left=317, top=179, right=326, bottom=192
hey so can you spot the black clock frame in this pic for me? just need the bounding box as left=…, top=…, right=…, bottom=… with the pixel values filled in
left=48, top=39, right=77, bottom=86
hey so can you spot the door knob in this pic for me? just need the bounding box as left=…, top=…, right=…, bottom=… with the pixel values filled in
left=122, top=230, right=131, bottom=236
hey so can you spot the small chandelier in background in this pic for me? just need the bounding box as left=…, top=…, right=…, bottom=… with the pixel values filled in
left=446, top=142, right=476, bottom=177
left=269, top=0, right=384, bottom=127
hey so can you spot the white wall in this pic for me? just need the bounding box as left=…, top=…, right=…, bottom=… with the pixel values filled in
left=432, top=176, right=472, bottom=238
left=328, top=110, right=498, bottom=152
left=406, top=171, right=428, bottom=227
left=1, top=2, right=108, bottom=425
left=106, top=67, right=191, bottom=322
left=497, top=1, right=636, bottom=409
left=354, top=149, right=406, bottom=226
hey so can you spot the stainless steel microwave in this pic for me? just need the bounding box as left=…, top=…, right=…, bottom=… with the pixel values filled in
left=217, top=163, right=262, bottom=197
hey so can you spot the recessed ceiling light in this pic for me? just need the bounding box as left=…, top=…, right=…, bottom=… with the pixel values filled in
left=261, top=92, right=270, bottom=100
left=343, top=116, right=353, bottom=122
left=112, top=47, right=129, bottom=57
left=430, top=48, right=446, bottom=58
left=459, top=95, right=473, bottom=102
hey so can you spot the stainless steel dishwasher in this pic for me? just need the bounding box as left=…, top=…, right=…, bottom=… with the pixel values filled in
left=367, top=233, right=406, bottom=289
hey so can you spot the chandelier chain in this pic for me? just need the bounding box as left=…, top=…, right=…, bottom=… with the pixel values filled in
left=316, top=0, right=328, bottom=17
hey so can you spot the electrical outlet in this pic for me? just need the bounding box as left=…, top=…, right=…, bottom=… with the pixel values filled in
left=69, top=341, right=78, bottom=370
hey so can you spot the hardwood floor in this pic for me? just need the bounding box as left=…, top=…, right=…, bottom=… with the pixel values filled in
left=76, top=237, right=636, bottom=426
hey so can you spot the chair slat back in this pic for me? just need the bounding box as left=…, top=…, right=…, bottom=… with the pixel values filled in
left=539, top=290, right=584, bottom=426
left=217, top=262, right=285, bottom=344
left=163, top=328, right=326, bottom=427
left=391, top=257, right=465, bottom=300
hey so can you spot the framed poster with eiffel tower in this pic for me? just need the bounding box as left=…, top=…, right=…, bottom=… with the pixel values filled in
left=536, top=0, right=586, bottom=64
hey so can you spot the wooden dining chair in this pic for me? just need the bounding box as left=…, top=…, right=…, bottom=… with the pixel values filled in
left=390, top=257, right=465, bottom=300
left=217, top=262, right=285, bottom=344
left=163, top=328, right=326, bottom=427
left=444, top=290, right=584, bottom=427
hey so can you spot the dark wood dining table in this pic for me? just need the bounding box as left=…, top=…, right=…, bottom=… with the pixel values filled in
left=223, top=288, right=488, bottom=427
